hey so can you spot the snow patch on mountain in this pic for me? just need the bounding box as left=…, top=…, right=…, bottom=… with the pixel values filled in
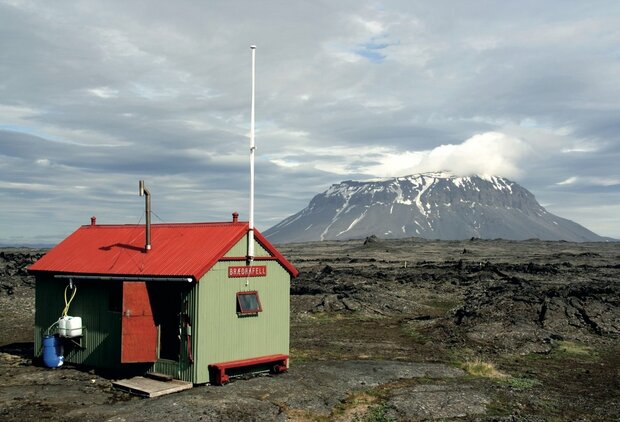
left=264, top=173, right=606, bottom=243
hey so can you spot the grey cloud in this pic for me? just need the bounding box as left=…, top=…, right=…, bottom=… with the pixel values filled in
left=1, top=0, right=619, bottom=242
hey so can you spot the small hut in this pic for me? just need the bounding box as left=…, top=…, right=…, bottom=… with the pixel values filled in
left=29, top=213, right=298, bottom=384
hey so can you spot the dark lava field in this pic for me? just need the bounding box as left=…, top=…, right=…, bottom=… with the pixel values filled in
left=0, top=238, right=619, bottom=421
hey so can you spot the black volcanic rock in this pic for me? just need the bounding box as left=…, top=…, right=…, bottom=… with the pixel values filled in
left=265, top=172, right=605, bottom=243
left=363, top=235, right=381, bottom=245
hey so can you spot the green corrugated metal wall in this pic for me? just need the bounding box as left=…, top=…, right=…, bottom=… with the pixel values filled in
left=224, top=236, right=270, bottom=257
left=194, top=261, right=290, bottom=381
left=34, top=276, right=122, bottom=368
left=34, top=277, right=197, bottom=377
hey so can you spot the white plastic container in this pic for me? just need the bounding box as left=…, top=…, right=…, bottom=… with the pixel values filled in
left=58, top=316, right=82, bottom=338
left=58, top=316, right=69, bottom=337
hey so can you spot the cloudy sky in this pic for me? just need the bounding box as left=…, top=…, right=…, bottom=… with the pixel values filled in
left=1, top=0, right=619, bottom=245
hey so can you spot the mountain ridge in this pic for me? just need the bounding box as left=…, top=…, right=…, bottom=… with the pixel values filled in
left=264, top=172, right=607, bottom=243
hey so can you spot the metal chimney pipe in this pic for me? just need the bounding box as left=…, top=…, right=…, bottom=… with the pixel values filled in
left=139, top=180, right=151, bottom=252
left=248, top=44, right=256, bottom=262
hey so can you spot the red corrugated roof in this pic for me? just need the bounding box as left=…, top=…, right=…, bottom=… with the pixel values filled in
left=29, top=222, right=298, bottom=280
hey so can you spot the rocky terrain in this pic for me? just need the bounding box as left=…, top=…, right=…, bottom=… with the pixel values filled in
left=0, top=249, right=41, bottom=345
left=0, top=240, right=619, bottom=421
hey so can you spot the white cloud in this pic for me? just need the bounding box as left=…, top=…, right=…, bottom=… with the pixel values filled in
left=361, top=97, right=403, bottom=111
left=561, top=142, right=599, bottom=153
left=271, top=159, right=300, bottom=168
left=557, top=176, right=620, bottom=187
left=410, top=132, right=530, bottom=179
left=354, top=17, right=385, bottom=35
left=592, top=178, right=620, bottom=187
left=332, top=132, right=531, bottom=179
left=360, top=150, right=426, bottom=177
left=557, top=176, right=578, bottom=185
left=0, top=104, right=40, bottom=121
left=87, top=87, right=119, bottom=98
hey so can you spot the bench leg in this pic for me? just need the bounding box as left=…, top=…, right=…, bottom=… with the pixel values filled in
left=209, top=366, right=230, bottom=386
left=272, top=360, right=288, bottom=374
left=220, top=370, right=230, bottom=385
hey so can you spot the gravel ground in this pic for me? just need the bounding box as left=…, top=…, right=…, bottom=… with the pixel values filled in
left=1, top=239, right=619, bottom=421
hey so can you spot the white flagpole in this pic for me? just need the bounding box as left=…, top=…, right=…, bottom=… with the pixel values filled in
left=248, top=45, right=256, bottom=262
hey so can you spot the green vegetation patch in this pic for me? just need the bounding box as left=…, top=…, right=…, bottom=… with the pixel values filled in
left=329, top=391, right=381, bottom=422
left=289, top=347, right=315, bottom=363
left=460, top=358, right=508, bottom=379
left=357, top=402, right=394, bottom=422
left=399, top=322, right=430, bottom=344
left=555, top=340, right=594, bottom=357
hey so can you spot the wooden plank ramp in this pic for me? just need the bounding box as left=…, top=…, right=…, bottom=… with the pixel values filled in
left=113, top=376, right=192, bottom=398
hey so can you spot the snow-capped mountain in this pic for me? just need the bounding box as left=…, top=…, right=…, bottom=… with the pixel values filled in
left=264, top=172, right=605, bottom=243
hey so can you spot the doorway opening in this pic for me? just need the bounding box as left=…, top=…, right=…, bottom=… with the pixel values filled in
left=148, top=283, right=188, bottom=362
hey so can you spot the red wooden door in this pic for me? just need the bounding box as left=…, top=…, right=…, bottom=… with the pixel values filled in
left=121, top=281, right=157, bottom=363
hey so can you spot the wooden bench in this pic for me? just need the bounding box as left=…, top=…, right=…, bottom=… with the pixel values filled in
left=208, top=354, right=288, bottom=385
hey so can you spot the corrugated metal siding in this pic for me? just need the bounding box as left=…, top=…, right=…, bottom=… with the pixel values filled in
left=29, top=223, right=247, bottom=279
left=194, top=258, right=290, bottom=383
left=29, top=223, right=298, bottom=279
left=35, top=276, right=200, bottom=381
left=34, top=277, right=121, bottom=368
left=34, top=275, right=54, bottom=356
left=224, top=236, right=269, bottom=257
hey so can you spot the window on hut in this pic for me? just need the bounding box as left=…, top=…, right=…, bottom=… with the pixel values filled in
left=236, top=291, right=262, bottom=315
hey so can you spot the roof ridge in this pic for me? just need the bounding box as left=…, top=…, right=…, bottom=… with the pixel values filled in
left=29, top=222, right=298, bottom=280
left=82, top=221, right=249, bottom=228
